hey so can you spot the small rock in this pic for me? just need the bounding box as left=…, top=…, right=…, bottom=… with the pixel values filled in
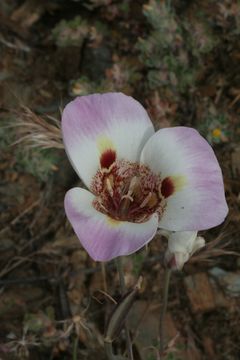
left=184, top=273, right=216, bottom=313
left=209, top=267, right=240, bottom=297
left=128, top=301, right=202, bottom=360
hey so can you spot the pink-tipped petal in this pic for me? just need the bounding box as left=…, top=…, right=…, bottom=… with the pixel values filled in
left=64, top=188, right=158, bottom=261
left=62, top=93, right=154, bottom=188
left=141, top=127, right=228, bottom=231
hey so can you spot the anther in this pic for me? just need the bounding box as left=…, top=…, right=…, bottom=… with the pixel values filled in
left=121, top=176, right=139, bottom=202
left=106, top=178, right=114, bottom=197
left=140, top=192, right=153, bottom=208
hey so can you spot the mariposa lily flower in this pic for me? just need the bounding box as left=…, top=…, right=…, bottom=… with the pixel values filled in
left=62, top=92, right=228, bottom=261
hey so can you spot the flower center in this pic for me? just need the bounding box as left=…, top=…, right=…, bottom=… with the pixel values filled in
left=91, top=159, right=166, bottom=223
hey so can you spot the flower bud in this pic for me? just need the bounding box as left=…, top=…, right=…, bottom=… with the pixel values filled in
left=163, top=231, right=205, bottom=270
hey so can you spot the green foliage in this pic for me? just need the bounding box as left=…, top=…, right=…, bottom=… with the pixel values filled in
left=0, top=120, right=15, bottom=149
left=24, top=313, right=46, bottom=333
left=0, top=117, right=60, bottom=182
left=69, top=76, right=94, bottom=96
left=137, top=1, right=193, bottom=92
left=146, top=350, right=180, bottom=360
left=147, top=354, right=156, bottom=360
left=52, top=16, right=89, bottom=47
left=197, top=106, right=230, bottom=145
left=165, top=353, right=180, bottom=360
left=15, top=147, right=60, bottom=182
left=132, top=252, right=145, bottom=276
left=24, top=307, right=55, bottom=334
left=137, top=0, right=218, bottom=93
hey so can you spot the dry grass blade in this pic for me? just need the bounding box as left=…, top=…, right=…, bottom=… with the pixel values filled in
left=190, top=230, right=239, bottom=265
left=11, top=105, right=63, bottom=149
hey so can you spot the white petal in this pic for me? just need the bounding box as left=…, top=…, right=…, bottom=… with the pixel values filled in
left=167, top=231, right=199, bottom=254
left=141, top=127, right=228, bottom=230
left=62, top=93, right=154, bottom=188
left=64, top=187, right=158, bottom=261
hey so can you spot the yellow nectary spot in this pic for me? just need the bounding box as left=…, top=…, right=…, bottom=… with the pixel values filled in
left=97, top=135, right=116, bottom=169
left=97, top=135, right=115, bottom=154
left=161, top=175, right=187, bottom=198
left=171, top=175, right=187, bottom=192
left=107, top=216, right=121, bottom=227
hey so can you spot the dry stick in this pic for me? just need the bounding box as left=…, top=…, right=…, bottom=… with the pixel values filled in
left=159, top=269, right=172, bottom=356
left=116, top=257, right=134, bottom=360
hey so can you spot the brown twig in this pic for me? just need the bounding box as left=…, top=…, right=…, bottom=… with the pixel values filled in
left=0, top=254, right=36, bottom=278
left=0, top=199, right=41, bottom=236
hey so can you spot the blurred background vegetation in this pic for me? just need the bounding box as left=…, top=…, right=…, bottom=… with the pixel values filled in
left=0, top=0, right=240, bottom=359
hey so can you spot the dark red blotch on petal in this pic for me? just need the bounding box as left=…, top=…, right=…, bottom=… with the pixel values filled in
left=161, top=177, right=175, bottom=198
left=100, top=149, right=116, bottom=169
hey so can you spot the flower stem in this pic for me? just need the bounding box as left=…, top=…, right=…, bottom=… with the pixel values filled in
left=105, top=341, right=115, bottom=360
left=72, top=336, right=78, bottom=360
left=159, top=268, right=172, bottom=356
left=116, top=257, right=134, bottom=360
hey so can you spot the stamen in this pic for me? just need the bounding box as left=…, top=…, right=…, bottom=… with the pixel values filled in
left=106, top=178, right=114, bottom=197
left=119, top=197, right=131, bottom=216
left=147, top=193, right=158, bottom=208
left=135, top=214, right=149, bottom=223
left=120, top=176, right=138, bottom=203
left=140, top=192, right=153, bottom=208
left=128, top=176, right=139, bottom=193
left=94, top=199, right=109, bottom=213
left=121, top=194, right=134, bottom=202
left=99, top=203, right=108, bottom=212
